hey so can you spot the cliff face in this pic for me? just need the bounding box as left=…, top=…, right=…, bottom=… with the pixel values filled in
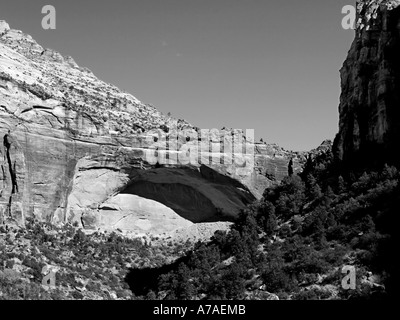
left=334, top=1, right=400, bottom=166
left=0, top=20, right=311, bottom=234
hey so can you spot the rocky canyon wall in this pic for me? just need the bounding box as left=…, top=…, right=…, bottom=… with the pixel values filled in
left=333, top=1, right=400, bottom=167
left=0, top=20, right=316, bottom=235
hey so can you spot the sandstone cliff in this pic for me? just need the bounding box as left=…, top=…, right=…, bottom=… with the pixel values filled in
left=0, top=20, right=312, bottom=235
left=333, top=0, right=400, bottom=167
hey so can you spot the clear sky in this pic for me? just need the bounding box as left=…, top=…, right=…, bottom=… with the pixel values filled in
left=1, top=0, right=355, bottom=151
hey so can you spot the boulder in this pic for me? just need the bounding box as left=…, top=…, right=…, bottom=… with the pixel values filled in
left=0, top=20, right=10, bottom=36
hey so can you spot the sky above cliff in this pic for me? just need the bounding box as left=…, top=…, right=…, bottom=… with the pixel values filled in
left=1, top=0, right=355, bottom=151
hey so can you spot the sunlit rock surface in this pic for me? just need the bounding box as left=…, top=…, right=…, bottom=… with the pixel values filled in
left=0, top=20, right=317, bottom=234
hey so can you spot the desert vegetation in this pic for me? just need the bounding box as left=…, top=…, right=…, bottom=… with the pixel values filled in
left=0, top=219, right=192, bottom=300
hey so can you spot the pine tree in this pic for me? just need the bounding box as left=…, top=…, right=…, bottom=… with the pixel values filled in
left=264, top=212, right=277, bottom=236
left=338, top=176, right=346, bottom=194
left=311, top=183, right=323, bottom=199
left=288, top=159, right=294, bottom=176
left=325, top=186, right=335, bottom=198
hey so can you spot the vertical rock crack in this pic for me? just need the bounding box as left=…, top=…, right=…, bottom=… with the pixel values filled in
left=3, top=130, right=18, bottom=218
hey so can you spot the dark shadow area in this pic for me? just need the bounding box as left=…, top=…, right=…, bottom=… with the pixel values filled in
left=199, top=164, right=252, bottom=193
left=120, top=166, right=255, bottom=223
left=124, top=255, right=189, bottom=297
left=3, top=132, right=18, bottom=194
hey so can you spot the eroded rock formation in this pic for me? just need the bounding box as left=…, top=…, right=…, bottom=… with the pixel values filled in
left=333, top=1, right=400, bottom=166
left=0, top=20, right=314, bottom=234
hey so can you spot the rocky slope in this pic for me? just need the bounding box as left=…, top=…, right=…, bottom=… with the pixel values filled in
left=333, top=0, right=400, bottom=167
left=0, top=20, right=317, bottom=235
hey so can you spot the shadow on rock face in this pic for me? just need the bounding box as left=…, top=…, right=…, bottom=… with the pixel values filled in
left=121, top=166, right=256, bottom=223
